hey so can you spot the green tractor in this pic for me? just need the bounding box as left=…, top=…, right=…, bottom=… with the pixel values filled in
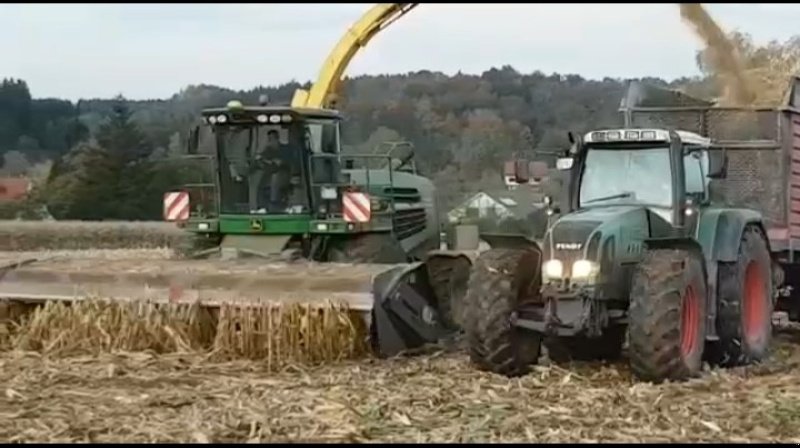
left=463, top=126, right=776, bottom=382
left=163, top=99, right=471, bottom=356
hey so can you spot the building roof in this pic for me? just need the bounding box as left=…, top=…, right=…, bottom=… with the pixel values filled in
left=0, top=177, right=30, bottom=202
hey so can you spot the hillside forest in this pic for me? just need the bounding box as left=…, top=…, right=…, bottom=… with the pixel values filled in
left=0, top=31, right=793, bottom=225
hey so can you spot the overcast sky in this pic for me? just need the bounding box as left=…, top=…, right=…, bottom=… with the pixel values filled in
left=2, top=3, right=799, bottom=101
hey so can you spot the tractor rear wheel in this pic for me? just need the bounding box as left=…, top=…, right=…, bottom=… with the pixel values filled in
left=463, top=248, right=543, bottom=377
left=710, top=226, right=773, bottom=367
left=545, top=325, right=626, bottom=363
left=628, top=249, right=707, bottom=382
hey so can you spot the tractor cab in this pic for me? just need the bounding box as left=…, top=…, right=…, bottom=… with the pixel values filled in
left=555, top=128, right=727, bottom=228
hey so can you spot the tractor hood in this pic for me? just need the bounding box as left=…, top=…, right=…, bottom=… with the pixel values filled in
left=545, top=205, right=657, bottom=261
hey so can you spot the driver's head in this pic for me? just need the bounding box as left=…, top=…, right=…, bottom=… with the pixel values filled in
left=266, top=130, right=280, bottom=149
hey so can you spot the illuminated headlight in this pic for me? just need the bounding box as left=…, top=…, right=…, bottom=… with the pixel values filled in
left=256, top=114, right=269, bottom=123
left=316, top=223, right=328, bottom=231
left=208, top=116, right=217, bottom=125
left=197, top=222, right=209, bottom=231
left=571, top=259, right=599, bottom=280
left=542, top=259, right=564, bottom=280
left=269, top=114, right=281, bottom=124
left=320, top=187, right=337, bottom=200
left=606, top=131, right=621, bottom=141
left=216, top=114, right=228, bottom=124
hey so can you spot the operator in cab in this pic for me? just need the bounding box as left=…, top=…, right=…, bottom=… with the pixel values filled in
left=251, top=129, right=291, bottom=212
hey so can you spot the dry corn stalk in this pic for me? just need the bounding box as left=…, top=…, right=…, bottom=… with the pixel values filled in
left=5, top=298, right=369, bottom=371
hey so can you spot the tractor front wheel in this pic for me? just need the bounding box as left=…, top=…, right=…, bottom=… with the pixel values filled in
left=628, top=249, right=707, bottom=382
left=710, top=226, right=773, bottom=367
left=463, top=248, right=543, bottom=377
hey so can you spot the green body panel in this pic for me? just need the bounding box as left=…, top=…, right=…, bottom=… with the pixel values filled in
left=695, top=208, right=767, bottom=263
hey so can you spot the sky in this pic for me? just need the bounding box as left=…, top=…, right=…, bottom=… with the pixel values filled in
left=2, top=3, right=800, bottom=101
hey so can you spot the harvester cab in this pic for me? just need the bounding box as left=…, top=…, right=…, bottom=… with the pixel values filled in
left=172, top=100, right=440, bottom=264
left=464, top=123, right=775, bottom=383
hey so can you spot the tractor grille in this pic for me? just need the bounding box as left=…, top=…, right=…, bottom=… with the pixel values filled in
left=393, top=208, right=427, bottom=240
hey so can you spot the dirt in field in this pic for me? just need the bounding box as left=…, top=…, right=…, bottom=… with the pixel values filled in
left=3, top=331, right=800, bottom=443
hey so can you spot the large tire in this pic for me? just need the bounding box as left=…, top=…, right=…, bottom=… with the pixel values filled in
left=464, top=248, right=543, bottom=377
left=628, top=249, right=707, bottom=382
left=328, top=233, right=408, bottom=264
left=710, top=226, right=773, bottom=367
left=426, top=255, right=472, bottom=329
left=545, top=325, right=626, bottom=363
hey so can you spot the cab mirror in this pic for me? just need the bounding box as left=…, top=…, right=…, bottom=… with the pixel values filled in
left=708, top=150, right=728, bottom=179
left=556, top=157, right=574, bottom=171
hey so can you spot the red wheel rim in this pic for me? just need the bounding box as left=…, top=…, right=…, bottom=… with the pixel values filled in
left=743, top=261, right=767, bottom=345
left=680, top=285, right=700, bottom=358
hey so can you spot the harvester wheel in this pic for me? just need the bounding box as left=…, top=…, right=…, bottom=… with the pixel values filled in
left=426, top=255, right=472, bottom=329
left=710, top=226, right=773, bottom=367
left=545, top=325, right=626, bottom=363
left=173, top=233, right=221, bottom=259
left=628, top=249, right=707, bottom=382
left=328, top=233, right=408, bottom=264
left=464, top=248, right=542, bottom=377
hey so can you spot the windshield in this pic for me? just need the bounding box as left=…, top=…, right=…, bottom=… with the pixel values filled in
left=216, top=124, right=306, bottom=215
left=579, top=146, right=673, bottom=208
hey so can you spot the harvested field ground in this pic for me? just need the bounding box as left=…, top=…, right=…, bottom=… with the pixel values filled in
left=4, top=331, right=800, bottom=443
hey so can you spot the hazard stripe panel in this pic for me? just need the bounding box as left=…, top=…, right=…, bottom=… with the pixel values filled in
left=163, top=191, right=190, bottom=222
left=343, top=192, right=371, bottom=223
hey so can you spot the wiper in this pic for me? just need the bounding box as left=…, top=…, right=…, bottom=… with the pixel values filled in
left=583, top=192, right=634, bottom=204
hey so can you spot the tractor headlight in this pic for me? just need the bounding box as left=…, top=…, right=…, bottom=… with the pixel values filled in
left=571, top=259, right=599, bottom=280
left=542, top=259, right=563, bottom=280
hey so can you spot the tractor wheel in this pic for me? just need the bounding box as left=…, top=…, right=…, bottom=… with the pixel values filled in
left=710, top=226, right=773, bottom=367
left=173, top=233, right=221, bottom=259
left=463, top=247, right=543, bottom=377
left=628, top=249, right=707, bottom=382
left=545, top=325, right=626, bottom=363
left=426, top=255, right=472, bottom=329
left=328, top=233, right=408, bottom=264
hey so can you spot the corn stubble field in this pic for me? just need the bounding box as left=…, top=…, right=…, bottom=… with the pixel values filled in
left=3, top=221, right=800, bottom=442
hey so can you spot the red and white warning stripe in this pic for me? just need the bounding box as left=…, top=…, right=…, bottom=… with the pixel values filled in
left=343, top=192, right=371, bottom=223
left=163, top=191, right=190, bottom=222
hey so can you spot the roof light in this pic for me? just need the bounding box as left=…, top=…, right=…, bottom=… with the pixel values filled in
left=216, top=114, right=227, bottom=124
left=269, top=115, right=281, bottom=124
left=641, top=130, right=657, bottom=140
left=281, top=114, right=293, bottom=123
left=208, top=116, right=217, bottom=125
left=624, top=130, right=639, bottom=140
left=606, top=131, right=621, bottom=141
left=591, top=131, right=607, bottom=142
left=256, top=114, right=269, bottom=123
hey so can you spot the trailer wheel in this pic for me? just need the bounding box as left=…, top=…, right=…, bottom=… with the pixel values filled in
left=545, top=325, right=626, bottom=363
left=463, top=248, right=543, bottom=377
left=628, top=249, right=707, bottom=382
left=710, top=226, right=773, bottom=367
